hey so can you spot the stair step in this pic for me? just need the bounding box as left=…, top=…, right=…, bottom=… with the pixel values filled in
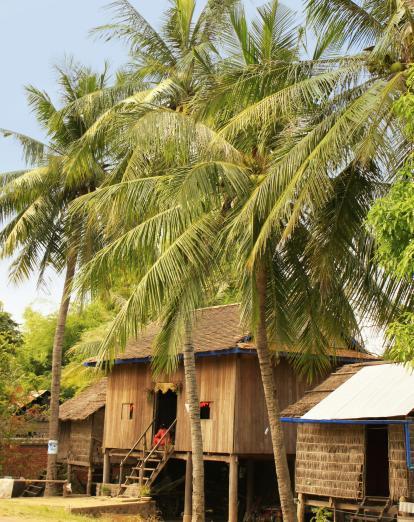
left=125, top=476, right=150, bottom=482
left=110, top=451, right=145, bottom=458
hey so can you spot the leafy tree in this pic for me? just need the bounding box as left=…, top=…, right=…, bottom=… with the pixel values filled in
left=17, top=301, right=112, bottom=397
left=0, top=61, right=121, bottom=490
left=368, top=66, right=414, bottom=362
left=0, top=304, right=23, bottom=472
left=68, top=2, right=238, bottom=516
left=71, top=3, right=412, bottom=520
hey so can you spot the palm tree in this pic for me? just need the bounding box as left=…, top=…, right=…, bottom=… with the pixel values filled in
left=217, top=0, right=414, bottom=258
left=0, top=62, right=121, bottom=493
left=65, top=2, right=239, bottom=516
left=70, top=1, right=413, bottom=519
left=69, top=4, right=407, bottom=521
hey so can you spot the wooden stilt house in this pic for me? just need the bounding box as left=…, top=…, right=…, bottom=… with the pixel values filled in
left=58, top=378, right=107, bottom=494
left=282, top=362, right=414, bottom=522
left=85, top=304, right=376, bottom=521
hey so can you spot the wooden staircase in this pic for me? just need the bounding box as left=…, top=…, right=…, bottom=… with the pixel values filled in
left=350, top=496, right=392, bottom=522
left=20, top=483, right=44, bottom=497
left=118, top=418, right=176, bottom=498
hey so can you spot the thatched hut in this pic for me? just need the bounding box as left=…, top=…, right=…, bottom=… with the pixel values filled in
left=282, top=362, right=414, bottom=521
left=58, top=378, right=106, bottom=494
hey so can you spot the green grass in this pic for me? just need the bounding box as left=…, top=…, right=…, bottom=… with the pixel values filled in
left=0, top=503, right=96, bottom=521
left=0, top=502, right=115, bottom=521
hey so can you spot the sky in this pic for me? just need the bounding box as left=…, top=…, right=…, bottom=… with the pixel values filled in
left=0, top=0, right=304, bottom=324
left=0, top=1, right=383, bottom=354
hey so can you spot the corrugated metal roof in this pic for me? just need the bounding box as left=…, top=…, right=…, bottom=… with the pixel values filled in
left=302, top=364, right=414, bottom=420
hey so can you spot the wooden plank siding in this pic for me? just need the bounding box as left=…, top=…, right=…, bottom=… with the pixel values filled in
left=103, top=364, right=154, bottom=449
left=234, top=356, right=319, bottom=455
left=103, top=354, right=328, bottom=455
left=175, top=356, right=237, bottom=454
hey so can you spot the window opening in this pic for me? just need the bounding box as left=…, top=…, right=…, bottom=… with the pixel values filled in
left=121, top=402, right=134, bottom=420
left=200, top=401, right=211, bottom=419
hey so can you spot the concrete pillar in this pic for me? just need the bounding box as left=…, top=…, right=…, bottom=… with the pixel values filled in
left=183, top=452, right=192, bottom=522
left=102, top=449, right=110, bottom=484
left=246, top=460, right=254, bottom=516
left=297, top=493, right=305, bottom=522
left=229, top=455, right=238, bottom=522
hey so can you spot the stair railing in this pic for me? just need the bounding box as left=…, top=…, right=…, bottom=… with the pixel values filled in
left=119, top=418, right=155, bottom=485
left=136, top=418, right=177, bottom=488
left=142, top=418, right=177, bottom=467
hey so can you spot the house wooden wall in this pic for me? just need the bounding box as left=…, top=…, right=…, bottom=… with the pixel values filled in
left=234, top=356, right=315, bottom=455
left=58, top=409, right=105, bottom=465
left=58, top=422, right=71, bottom=461
left=175, top=356, right=237, bottom=454
left=295, top=424, right=365, bottom=500
left=70, top=418, right=94, bottom=463
left=103, top=354, right=322, bottom=456
left=103, top=364, right=154, bottom=449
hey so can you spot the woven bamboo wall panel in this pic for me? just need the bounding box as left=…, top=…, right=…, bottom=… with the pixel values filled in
left=58, top=422, right=71, bottom=460
left=296, top=424, right=364, bottom=499
left=70, top=419, right=93, bottom=462
left=389, top=425, right=411, bottom=501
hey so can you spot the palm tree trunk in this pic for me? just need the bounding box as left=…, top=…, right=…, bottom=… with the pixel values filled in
left=45, top=249, right=77, bottom=496
left=183, top=322, right=205, bottom=522
left=256, top=263, right=296, bottom=522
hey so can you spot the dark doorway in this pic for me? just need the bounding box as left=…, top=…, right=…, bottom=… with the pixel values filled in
left=154, top=390, right=177, bottom=432
left=366, top=425, right=389, bottom=497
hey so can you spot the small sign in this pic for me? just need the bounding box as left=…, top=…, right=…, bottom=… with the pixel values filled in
left=48, top=439, right=58, bottom=455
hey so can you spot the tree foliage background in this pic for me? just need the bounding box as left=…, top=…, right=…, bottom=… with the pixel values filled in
left=368, top=66, right=414, bottom=363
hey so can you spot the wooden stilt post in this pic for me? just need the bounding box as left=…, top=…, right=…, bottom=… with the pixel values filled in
left=103, top=449, right=110, bottom=484
left=246, top=459, right=254, bottom=517
left=229, top=455, right=238, bottom=522
left=297, top=493, right=305, bottom=522
left=67, top=463, right=72, bottom=483
left=139, top=464, right=145, bottom=488
left=86, top=466, right=93, bottom=496
left=183, top=452, right=192, bottom=522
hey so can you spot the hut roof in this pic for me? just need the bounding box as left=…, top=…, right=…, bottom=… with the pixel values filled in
left=302, top=363, right=414, bottom=420
left=59, top=378, right=107, bottom=421
left=282, top=361, right=386, bottom=418
left=85, top=304, right=377, bottom=366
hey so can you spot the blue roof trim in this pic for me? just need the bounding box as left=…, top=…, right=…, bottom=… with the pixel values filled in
left=83, top=346, right=250, bottom=367
left=281, top=417, right=413, bottom=425
left=83, top=347, right=371, bottom=367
